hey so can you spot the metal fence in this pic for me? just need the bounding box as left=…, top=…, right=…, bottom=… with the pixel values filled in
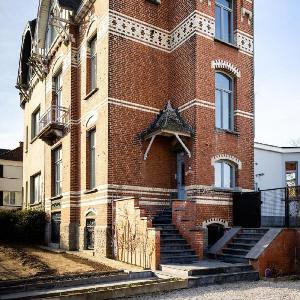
left=261, top=186, right=300, bottom=228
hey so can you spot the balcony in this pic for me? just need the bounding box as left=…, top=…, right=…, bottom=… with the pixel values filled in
left=37, top=105, right=69, bottom=145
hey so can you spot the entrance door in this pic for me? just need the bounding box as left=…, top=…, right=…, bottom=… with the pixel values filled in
left=86, top=219, right=95, bottom=250
left=51, top=212, right=61, bottom=244
left=176, top=152, right=186, bottom=199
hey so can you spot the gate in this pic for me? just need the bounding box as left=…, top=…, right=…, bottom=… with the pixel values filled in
left=51, top=212, right=61, bottom=244
left=233, top=192, right=261, bottom=228
left=86, top=219, right=95, bottom=250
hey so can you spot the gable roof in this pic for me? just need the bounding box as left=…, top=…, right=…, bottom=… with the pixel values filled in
left=0, top=149, right=10, bottom=156
left=0, top=144, right=23, bottom=162
left=140, top=101, right=194, bottom=140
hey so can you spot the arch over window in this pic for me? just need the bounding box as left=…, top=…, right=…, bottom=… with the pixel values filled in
left=214, top=160, right=236, bottom=189
left=211, top=60, right=241, bottom=78
left=215, top=72, right=234, bottom=131
left=85, top=208, right=97, bottom=218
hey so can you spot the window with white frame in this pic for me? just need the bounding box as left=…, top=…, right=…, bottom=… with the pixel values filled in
left=3, top=191, right=22, bottom=206
left=214, top=161, right=236, bottom=189
left=53, top=147, right=62, bottom=196
left=88, top=129, right=96, bottom=189
left=89, top=36, right=97, bottom=92
left=31, top=173, right=41, bottom=204
left=215, top=72, right=234, bottom=131
left=215, top=0, right=233, bottom=44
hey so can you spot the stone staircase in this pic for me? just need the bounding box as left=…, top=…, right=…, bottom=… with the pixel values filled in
left=216, top=228, right=269, bottom=263
left=152, top=208, right=198, bottom=264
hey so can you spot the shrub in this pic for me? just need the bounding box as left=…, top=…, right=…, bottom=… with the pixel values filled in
left=0, top=210, right=46, bottom=244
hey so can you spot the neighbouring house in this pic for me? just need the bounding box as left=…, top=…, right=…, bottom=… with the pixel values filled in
left=0, top=143, right=23, bottom=209
left=254, top=142, right=300, bottom=190
left=17, top=0, right=255, bottom=268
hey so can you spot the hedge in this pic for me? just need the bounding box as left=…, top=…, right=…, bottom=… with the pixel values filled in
left=0, top=210, right=46, bottom=244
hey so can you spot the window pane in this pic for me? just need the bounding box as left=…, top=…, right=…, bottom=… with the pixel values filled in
left=222, top=92, right=230, bottom=130
left=223, top=163, right=231, bottom=188
left=223, top=9, right=232, bottom=43
left=215, top=5, right=222, bottom=40
left=217, top=0, right=232, bottom=8
left=15, top=192, right=22, bottom=206
left=10, top=192, right=16, bottom=205
left=90, top=131, right=96, bottom=189
left=216, top=73, right=231, bottom=91
left=215, top=90, right=222, bottom=128
left=215, top=163, right=222, bottom=187
left=3, top=192, right=9, bottom=205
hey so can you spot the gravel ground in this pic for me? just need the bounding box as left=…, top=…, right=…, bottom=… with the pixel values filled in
left=128, top=280, right=300, bottom=300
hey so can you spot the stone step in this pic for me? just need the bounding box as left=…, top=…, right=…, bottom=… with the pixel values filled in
left=188, top=271, right=259, bottom=288
left=159, top=229, right=179, bottom=234
left=222, top=248, right=249, bottom=256
left=153, top=224, right=176, bottom=229
left=160, top=249, right=196, bottom=257
left=160, top=233, right=183, bottom=239
left=152, top=218, right=172, bottom=225
left=160, top=264, right=253, bottom=277
left=216, top=254, right=249, bottom=264
left=236, top=233, right=265, bottom=239
left=160, top=238, right=187, bottom=245
left=241, top=228, right=269, bottom=234
left=160, top=255, right=199, bottom=264
left=160, top=244, right=191, bottom=251
left=227, top=243, right=254, bottom=250
left=233, top=238, right=259, bottom=245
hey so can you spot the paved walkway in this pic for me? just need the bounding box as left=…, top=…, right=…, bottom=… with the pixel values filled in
left=129, top=280, right=300, bottom=300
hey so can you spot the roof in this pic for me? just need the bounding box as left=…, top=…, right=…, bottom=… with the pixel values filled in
left=0, top=144, right=23, bottom=162
left=140, top=101, right=194, bottom=140
left=0, top=149, right=10, bottom=156
left=58, top=0, right=82, bottom=11
left=254, top=142, right=300, bottom=154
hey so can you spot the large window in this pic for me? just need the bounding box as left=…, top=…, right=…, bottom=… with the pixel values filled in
left=54, top=71, right=62, bottom=120
left=31, top=173, right=41, bottom=204
left=46, top=9, right=58, bottom=51
left=215, top=161, right=235, bottom=189
left=215, top=0, right=233, bottom=44
left=286, top=162, right=298, bottom=187
left=88, top=130, right=96, bottom=189
left=32, top=107, right=40, bottom=139
left=3, top=191, right=22, bottom=206
left=89, top=36, right=97, bottom=92
left=215, top=72, right=233, bottom=131
left=53, top=147, right=62, bottom=196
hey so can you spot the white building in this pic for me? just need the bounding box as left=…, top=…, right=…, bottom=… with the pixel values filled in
left=254, top=142, right=300, bottom=191
left=0, top=143, right=23, bottom=209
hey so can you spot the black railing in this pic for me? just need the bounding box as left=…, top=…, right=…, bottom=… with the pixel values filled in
left=261, top=186, right=300, bottom=228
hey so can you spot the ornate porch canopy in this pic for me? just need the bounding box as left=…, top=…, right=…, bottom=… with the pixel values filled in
left=140, top=101, right=194, bottom=160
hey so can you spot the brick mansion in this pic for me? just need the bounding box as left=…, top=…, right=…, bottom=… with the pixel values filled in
left=17, top=0, right=254, bottom=268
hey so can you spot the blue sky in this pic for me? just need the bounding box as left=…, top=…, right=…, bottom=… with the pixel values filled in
left=0, top=0, right=299, bottom=149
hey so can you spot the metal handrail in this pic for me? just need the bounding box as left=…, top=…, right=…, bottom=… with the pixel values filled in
left=39, top=105, right=69, bottom=133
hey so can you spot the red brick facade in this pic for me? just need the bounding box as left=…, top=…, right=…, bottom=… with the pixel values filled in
left=18, top=0, right=254, bottom=264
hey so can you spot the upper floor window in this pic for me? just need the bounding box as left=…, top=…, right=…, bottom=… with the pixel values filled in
left=31, top=173, right=41, bottom=204
left=215, top=72, right=233, bottom=131
left=215, top=161, right=235, bottom=189
left=215, top=0, right=233, bottom=44
left=89, top=36, right=97, bottom=92
left=32, top=107, right=40, bottom=139
left=53, top=147, right=62, bottom=196
left=46, top=9, right=58, bottom=51
left=88, top=130, right=96, bottom=189
left=54, top=71, right=62, bottom=119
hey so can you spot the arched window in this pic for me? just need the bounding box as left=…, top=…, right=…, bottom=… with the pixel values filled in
left=215, top=72, right=233, bottom=131
left=214, top=160, right=236, bottom=188
left=215, top=0, right=233, bottom=43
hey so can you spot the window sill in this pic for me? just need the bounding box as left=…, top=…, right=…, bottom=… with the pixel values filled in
left=84, top=88, right=98, bottom=100
left=213, top=187, right=242, bottom=193
left=215, top=128, right=239, bottom=135
left=50, top=195, right=63, bottom=201
left=30, top=202, right=42, bottom=207
left=84, top=188, right=98, bottom=195
left=214, top=38, right=239, bottom=50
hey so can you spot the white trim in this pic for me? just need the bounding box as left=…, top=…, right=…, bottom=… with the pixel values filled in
left=195, top=199, right=232, bottom=206
left=202, top=218, right=229, bottom=228
left=212, top=60, right=241, bottom=78
left=211, top=154, right=242, bottom=170
left=254, top=142, right=300, bottom=154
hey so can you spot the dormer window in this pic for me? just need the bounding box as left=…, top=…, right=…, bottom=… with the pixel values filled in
left=45, top=7, right=58, bottom=51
